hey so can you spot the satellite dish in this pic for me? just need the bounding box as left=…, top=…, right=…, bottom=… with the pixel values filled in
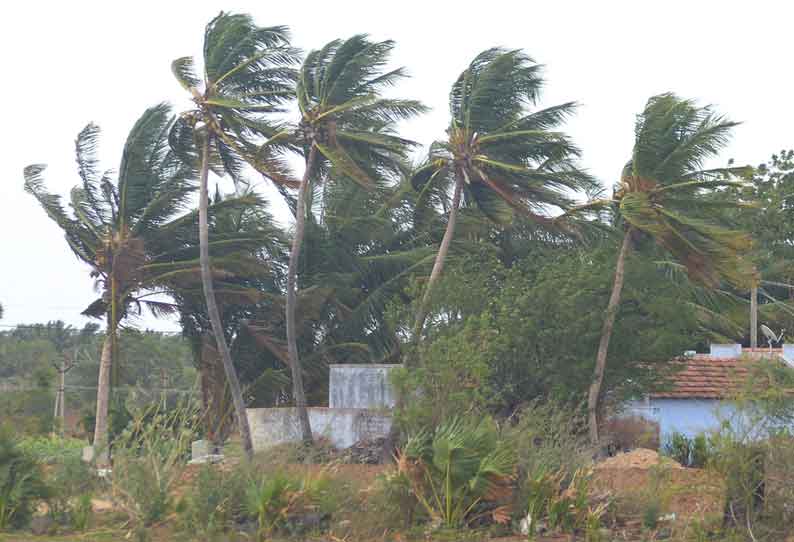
left=760, top=324, right=785, bottom=350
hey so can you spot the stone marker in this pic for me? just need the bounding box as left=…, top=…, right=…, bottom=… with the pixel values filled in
left=189, top=439, right=224, bottom=464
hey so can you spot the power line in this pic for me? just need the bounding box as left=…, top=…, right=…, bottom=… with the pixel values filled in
left=0, top=383, right=197, bottom=395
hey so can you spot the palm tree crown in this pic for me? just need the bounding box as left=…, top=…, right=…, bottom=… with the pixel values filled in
left=614, top=93, right=754, bottom=287
left=293, top=34, right=426, bottom=187
left=170, top=11, right=299, bottom=185
left=25, top=104, right=200, bottom=321
left=580, top=93, right=754, bottom=444
left=412, top=48, right=593, bottom=225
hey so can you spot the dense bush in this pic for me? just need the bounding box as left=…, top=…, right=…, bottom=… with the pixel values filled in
left=45, top=455, right=96, bottom=530
left=0, top=428, right=48, bottom=530
left=522, top=467, right=609, bottom=540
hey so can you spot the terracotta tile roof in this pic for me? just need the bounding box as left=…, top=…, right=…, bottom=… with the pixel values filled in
left=651, top=353, right=760, bottom=399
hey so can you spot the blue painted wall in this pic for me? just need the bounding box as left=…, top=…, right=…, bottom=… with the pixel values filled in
left=625, top=398, right=737, bottom=443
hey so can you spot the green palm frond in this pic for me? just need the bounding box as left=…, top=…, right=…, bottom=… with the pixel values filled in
left=413, top=48, right=591, bottom=230
left=295, top=35, right=425, bottom=189
left=171, top=12, right=300, bottom=188
left=609, top=93, right=755, bottom=288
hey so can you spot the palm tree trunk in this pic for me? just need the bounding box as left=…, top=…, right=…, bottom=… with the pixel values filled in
left=198, top=135, right=254, bottom=460
left=382, top=173, right=463, bottom=461
left=286, top=144, right=317, bottom=444
left=92, top=332, right=113, bottom=464
left=588, top=228, right=633, bottom=445
left=411, top=173, right=464, bottom=356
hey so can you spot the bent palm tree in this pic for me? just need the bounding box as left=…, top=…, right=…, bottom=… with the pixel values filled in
left=283, top=35, right=425, bottom=442
left=169, top=12, right=299, bottom=458
left=575, top=93, right=754, bottom=444
left=175, top=188, right=287, bottom=447
left=410, top=48, right=593, bottom=345
left=23, top=104, right=252, bottom=459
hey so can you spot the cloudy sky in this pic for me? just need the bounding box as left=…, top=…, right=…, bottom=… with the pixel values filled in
left=1, top=0, right=792, bottom=332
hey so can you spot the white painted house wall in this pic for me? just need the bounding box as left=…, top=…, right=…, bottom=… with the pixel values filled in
left=625, top=398, right=737, bottom=442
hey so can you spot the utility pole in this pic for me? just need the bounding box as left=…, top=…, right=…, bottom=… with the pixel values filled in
left=751, top=280, right=758, bottom=349
left=52, top=353, right=75, bottom=437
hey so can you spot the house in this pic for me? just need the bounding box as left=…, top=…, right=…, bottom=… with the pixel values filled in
left=624, top=344, right=794, bottom=444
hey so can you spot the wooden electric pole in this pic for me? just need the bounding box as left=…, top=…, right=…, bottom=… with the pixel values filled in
left=52, top=353, right=75, bottom=437
left=750, top=281, right=758, bottom=349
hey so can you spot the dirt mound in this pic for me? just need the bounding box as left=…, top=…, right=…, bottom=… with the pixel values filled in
left=595, top=448, right=683, bottom=470
left=592, top=448, right=725, bottom=526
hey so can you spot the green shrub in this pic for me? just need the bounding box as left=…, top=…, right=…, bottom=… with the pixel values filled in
left=661, top=431, right=714, bottom=468
left=642, top=499, right=661, bottom=530
left=45, top=455, right=95, bottom=529
left=399, top=416, right=516, bottom=529
left=0, top=428, right=48, bottom=530
left=662, top=431, right=692, bottom=466
left=508, top=401, right=589, bottom=480
left=690, top=433, right=710, bottom=468
left=16, top=435, right=84, bottom=465
left=110, top=403, right=196, bottom=533
left=244, top=468, right=334, bottom=539
left=71, top=493, right=93, bottom=531
left=177, top=465, right=247, bottom=540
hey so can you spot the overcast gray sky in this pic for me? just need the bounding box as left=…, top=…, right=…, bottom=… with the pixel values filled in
left=2, top=0, right=792, bottom=332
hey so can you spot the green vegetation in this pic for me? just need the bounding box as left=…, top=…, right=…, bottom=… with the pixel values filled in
left=8, top=7, right=794, bottom=542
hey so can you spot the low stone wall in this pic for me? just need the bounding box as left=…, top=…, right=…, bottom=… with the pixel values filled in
left=247, top=407, right=392, bottom=451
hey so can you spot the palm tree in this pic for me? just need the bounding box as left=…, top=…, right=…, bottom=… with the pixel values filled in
left=410, top=48, right=594, bottom=345
left=169, top=12, right=299, bottom=459
left=174, top=188, right=286, bottom=447
left=23, top=104, right=246, bottom=459
left=283, top=35, right=426, bottom=442
left=575, top=93, right=754, bottom=444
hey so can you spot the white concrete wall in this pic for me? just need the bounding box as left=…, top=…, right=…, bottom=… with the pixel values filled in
left=625, top=398, right=732, bottom=442
left=247, top=407, right=393, bottom=451
left=329, top=364, right=399, bottom=409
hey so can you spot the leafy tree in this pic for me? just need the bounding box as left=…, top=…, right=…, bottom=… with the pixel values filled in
left=24, top=104, right=206, bottom=456
left=395, top=244, right=708, bottom=426
left=410, top=48, right=594, bottom=344
left=572, top=93, right=754, bottom=443
left=169, top=12, right=299, bottom=458
left=282, top=35, right=425, bottom=442
left=728, top=150, right=794, bottom=334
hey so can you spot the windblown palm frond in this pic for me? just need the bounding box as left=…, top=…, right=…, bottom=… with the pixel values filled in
left=412, top=48, right=594, bottom=226
left=615, top=94, right=755, bottom=288
left=409, top=47, right=592, bottom=342
left=580, top=93, right=754, bottom=444
left=170, top=11, right=300, bottom=186
left=294, top=35, right=426, bottom=191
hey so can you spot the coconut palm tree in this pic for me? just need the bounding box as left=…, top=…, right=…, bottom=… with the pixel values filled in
left=169, top=12, right=299, bottom=458
left=174, top=188, right=287, bottom=447
left=282, top=35, right=426, bottom=442
left=574, top=93, right=754, bottom=444
left=24, top=104, right=260, bottom=459
left=410, top=48, right=594, bottom=344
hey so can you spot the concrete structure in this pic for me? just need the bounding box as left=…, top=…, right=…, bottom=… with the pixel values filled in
left=189, top=439, right=224, bottom=464
left=623, top=344, right=792, bottom=443
left=247, top=407, right=393, bottom=449
left=329, top=364, right=397, bottom=409
left=248, top=364, right=400, bottom=452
